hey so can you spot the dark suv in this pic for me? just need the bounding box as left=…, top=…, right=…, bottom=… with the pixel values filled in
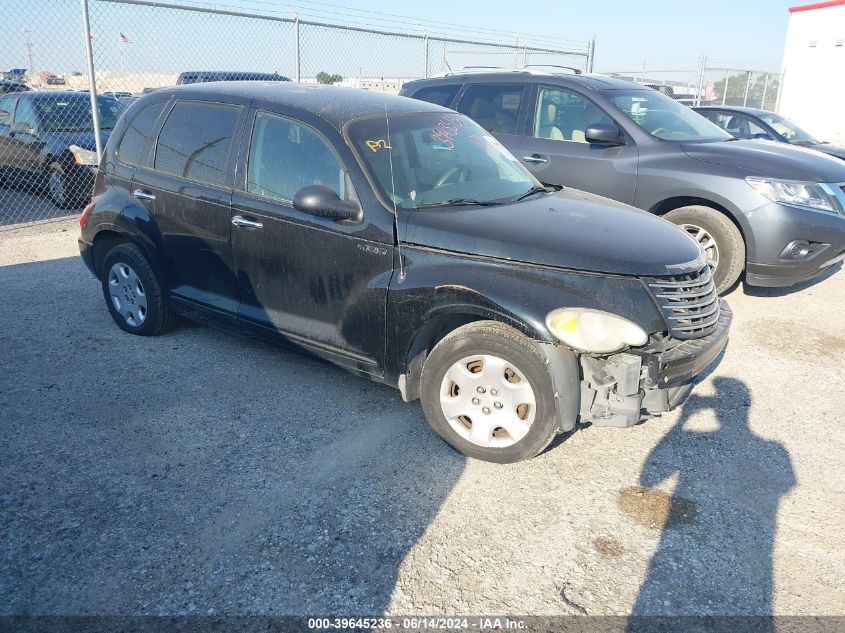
left=79, top=82, right=730, bottom=463
left=401, top=71, right=845, bottom=292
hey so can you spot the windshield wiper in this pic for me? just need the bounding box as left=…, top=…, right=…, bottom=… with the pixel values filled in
left=414, top=198, right=503, bottom=210
left=513, top=184, right=550, bottom=201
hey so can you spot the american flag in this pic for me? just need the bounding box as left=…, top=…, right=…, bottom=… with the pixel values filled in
left=119, top=32, right=133, bottom=44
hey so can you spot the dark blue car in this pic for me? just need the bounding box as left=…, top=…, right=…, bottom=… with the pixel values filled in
left=694, top=105, right=845, bottom=162
left=0, top=91, right=115, bottom=208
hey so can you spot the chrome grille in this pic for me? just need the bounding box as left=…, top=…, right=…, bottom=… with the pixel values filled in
left=646, top=266, right=721, bottom=340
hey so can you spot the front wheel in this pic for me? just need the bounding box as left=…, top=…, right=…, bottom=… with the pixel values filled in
left=46, top=163, right=80, bottom=209
left=419, top=321, right=560, bottom=463
left=664, top=205, right=745, bottom=294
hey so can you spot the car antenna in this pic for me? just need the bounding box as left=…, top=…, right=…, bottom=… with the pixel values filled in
left=383, top=96, right=405, bottom=282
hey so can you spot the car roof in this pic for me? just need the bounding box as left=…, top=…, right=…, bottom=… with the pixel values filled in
left=405, top=70, right=644, bottom=92
left=155, top=81, right=451, bottom=130
left=14, top=90, right=102, bottom=99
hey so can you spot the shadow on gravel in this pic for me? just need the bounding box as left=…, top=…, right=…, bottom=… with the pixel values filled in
left=627, top=377, right=795, bottom=629
left=0, top=256, right=465, bottom=615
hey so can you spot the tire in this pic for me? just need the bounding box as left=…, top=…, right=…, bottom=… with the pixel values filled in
left=100, top=242, right=178, bottom=336
left=664, top=205, right=745, bottom=294
left=419, top=320, right=560, bottom=463
left=47, top=163, right=78, bottom=209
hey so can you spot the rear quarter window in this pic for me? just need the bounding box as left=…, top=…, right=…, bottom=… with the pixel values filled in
left=116, top=101, right=167, bottom=166
left=409, top=84, right=460, bottom=107
left=153, top=101, right=240, bottom=185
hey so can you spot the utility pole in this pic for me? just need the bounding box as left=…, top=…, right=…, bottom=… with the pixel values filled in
left=23, top=28, right=34, bottom=72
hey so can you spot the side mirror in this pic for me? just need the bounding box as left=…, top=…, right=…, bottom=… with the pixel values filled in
left=584, top=123, right=624, bottom=146
left=10, top=121, right=36, bottom=136
left=292, top=185, right=362, bottom=222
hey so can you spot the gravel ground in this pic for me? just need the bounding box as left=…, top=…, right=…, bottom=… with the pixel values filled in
left=1, top=219, right=844, bottom=618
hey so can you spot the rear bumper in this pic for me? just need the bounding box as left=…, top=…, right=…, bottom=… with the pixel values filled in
left=577, top=301, right=731, bottom=428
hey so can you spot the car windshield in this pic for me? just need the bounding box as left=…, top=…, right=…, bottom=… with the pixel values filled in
left=34, top=96, right=120, bottom=131
left=605, top=89, right=732, bottom=142
left=758, top=112, right=819, bottom=145
left=347, top=112, right=542, bottom=210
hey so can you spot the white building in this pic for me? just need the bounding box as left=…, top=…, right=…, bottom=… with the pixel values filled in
left=778, top=1, right=845, bottom=143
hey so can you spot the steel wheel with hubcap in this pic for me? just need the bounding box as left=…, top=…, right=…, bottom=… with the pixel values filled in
left=420, top=320, right=564, bottom=463
left=107, top=262, right=148, bottom=327
left=440, top=354, right=537, bottom=448
left=100, top=242, right=178, bottom=336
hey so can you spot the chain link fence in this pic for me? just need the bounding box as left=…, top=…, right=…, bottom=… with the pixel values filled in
left=602, top=58, right=782, bottom=109
left=1, top=0, right=590, bottom=228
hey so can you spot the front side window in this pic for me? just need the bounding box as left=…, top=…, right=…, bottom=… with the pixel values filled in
left=758, top=112, right=819, bottom=144
left=154, top=101, right=240, bottom=185
left=13, top=98, right=38, bottom=129
left=246, top=111, right=347, bottom=203
left=606, top=89, right=732, bottom=142
left=455, top=84, right=525, bottom=135
left=348, top=112, right=540, bottom=210
left=700, top=111, right=769, bottom=139
left=533, top=86, right=613, bottom=143
left=116, top=101, right=167, bottom=166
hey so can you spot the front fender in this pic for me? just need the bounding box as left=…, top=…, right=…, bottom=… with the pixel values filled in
left=385, top=246, right=665, bottom=386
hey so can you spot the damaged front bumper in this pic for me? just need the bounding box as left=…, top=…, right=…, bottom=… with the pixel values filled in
left=563, top=301, right=732, bottom=429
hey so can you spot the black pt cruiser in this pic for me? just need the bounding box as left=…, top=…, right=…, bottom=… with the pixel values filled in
left=79, top=82, right=731, bottom=463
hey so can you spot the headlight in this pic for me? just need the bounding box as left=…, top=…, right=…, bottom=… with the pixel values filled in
left=746, top=177, right=841, bottom=213
left=546, top=308, right=648, bottom=353
left=69, top=144, right=98, bottom=166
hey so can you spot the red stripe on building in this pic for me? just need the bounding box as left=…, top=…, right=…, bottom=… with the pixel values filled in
left=789, top=0, right=845, bottom=12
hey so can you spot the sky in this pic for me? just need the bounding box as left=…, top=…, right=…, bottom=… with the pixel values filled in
left=2, top=0, right=799, bottom=79
left=331, top=0, right=798, bottom=72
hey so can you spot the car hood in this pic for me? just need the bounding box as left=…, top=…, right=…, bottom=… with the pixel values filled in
left=681, top=139, right=845, bottom=182
left=43, top=129, right=111, bottom=153
left=809, top=143, right=845, bottom=162
left=402, top=188, right=704, bottom=277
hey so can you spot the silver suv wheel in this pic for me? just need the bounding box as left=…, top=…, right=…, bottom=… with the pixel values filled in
left=681, top=223, right=720, bottom=271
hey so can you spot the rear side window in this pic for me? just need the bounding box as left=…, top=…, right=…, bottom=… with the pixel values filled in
left=455, top=84, right=525, bottom=135
left=116, top=101, right=167, bottom=166
left=410, top=85, right=460, bottom=107
left=154, top=101, right=240, bottom=185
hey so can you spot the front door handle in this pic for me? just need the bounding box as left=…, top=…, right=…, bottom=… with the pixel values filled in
left=132, top=189, right=156, bottom=201
left=231, top=215, right=263, bottom=229
left=522, top=155, right=548, bottom=164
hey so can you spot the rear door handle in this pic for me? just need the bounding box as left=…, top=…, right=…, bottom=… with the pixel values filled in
left=231, top=215, right=263, bottom=229
left=522, top=155, right=548, bottom=164
left=132, top=189, right=156, bottom=201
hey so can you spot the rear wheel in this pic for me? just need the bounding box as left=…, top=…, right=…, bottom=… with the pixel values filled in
left=100, top=242, right=178, bottom=336
left=420, top=321, right=560, bottom=463
left=664, top=205, right=745, bottom=293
